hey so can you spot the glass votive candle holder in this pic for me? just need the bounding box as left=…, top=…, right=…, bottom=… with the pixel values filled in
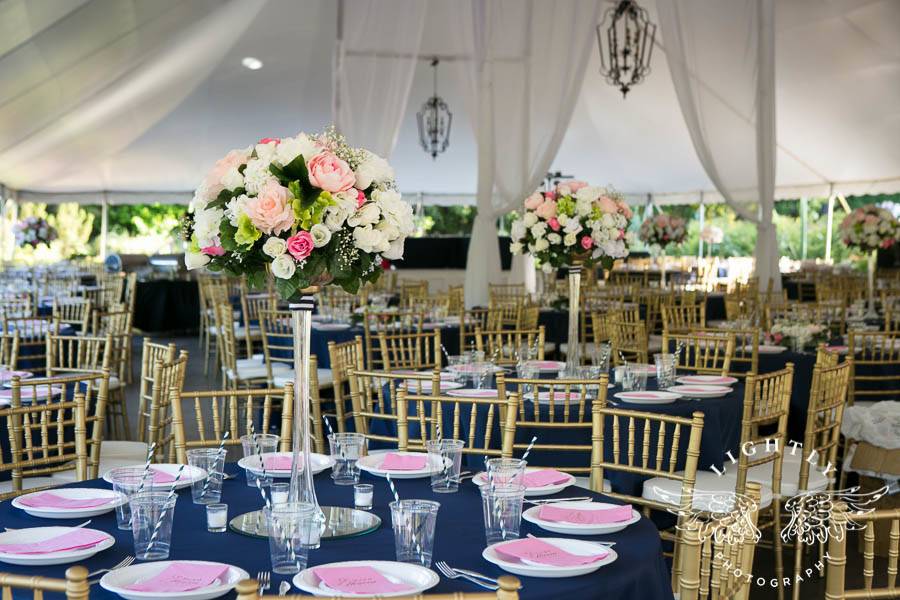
left=354, top=483, right=373, bottom=510
left=206, top=503, right=227, bottom=533
left=270, top=482, right=289, bottom=505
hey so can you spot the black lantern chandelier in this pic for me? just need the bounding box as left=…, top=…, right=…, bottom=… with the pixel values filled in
left=416, top=58, right=452, bottom=160
left=596, top=0, right=656, bottom=97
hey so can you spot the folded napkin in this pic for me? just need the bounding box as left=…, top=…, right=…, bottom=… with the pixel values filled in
left=523, top=469, right=570, bottom=488
left=538, top=504, right=633, bottom=525
left=381, top=453, right=427, bottom=471
left=0, top=529, right=107, bottom=554
left=126, top=563, right=230, bottom=592
left=18, top=492, right=112, bottom=509
left=150, top=468, right=177, bottom=484
left=263, top=455, right=294, bottom=471
left=313, top=566, right=414, bottom=594
left=620, top=392, right=664, bottom=400
left=494, top=537, right=608, bottom=567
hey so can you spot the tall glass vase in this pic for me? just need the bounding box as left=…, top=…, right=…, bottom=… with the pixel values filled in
left=565, top=264, right=582, bottom=373
left=865, top=250, right=878, bottom=319
left=289, top=294, right=324, bottom=549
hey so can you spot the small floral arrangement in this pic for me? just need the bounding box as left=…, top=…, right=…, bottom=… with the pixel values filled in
left=767, top=322, right=828, bottom=351
left=14, top=217, right=57, bottom=248
left=839, top=204, right=899, bottom=253
left=184, top=127, right=414, bottom=298
left=700, top=224, right=724, bottom=245
left=638, top=213, right=687, bottom=252
left=509, top=181, right=633, bottom=272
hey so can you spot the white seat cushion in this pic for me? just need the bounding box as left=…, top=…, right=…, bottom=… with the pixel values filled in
left=108, top=375, right=121, bottom=391
left=274, top=369, right=334, bottom=389
left=0, top=477, right=63, bottom=495
left=745, top=458, right=831, bottom=496
left=51, top=458, right=141, bottom=483
left=642, top=470, right=774, bottom=511
left=227, top=364, right=272, bottom=381
left=101, top=441, right=149, bottom=460
left=233, top=325, right=262, bottom=338
left=851, top=400, right=878, bottom=409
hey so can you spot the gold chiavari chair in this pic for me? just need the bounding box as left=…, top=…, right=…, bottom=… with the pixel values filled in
left=676, top=483, right=763, bottom=600
left=363, top=310, right=425, bottom=370
left=0, top=566, right=90, bottom=600
left=0, top=393, right=88, bottom=499
left=147, top=353, right=190, bottom=463
left=52, top=297, right=92, bottom=332
left=0, top=294, right=32, bottom=319
left=825, top=505, right=900, bottom=600
left=216, top=302, right=268, bottom=389
left=170, top=385, right=296, bottom=462
left=486, top=300, right=523, bottom=331
left=847, top=330, right=900, bottom=408
left=198, top=276, right=226, bottom=375
left=137, top=339, right=176, bottom=442
left=447, top=285, right=464, bottom=313
left=815, top=343, right=840, bottom=368
left=474, top=327, right=546, bottom=367
left=699, top=327, right=758, bottom=379
left=3, top=316, right=51, bottom=374
left=608, top=320, right=649, bottom=366
left=378, top=329, right=442, bottom=372
left=399, top=280, right=429, bottom=305
left=724, top=294, right=758, bottom=324
left=458, top=308, right=490, bottom=354
left=0, top=331, right=19, bottom=369
left=662, top=331, right=735, bottom=376
left=327, top=336, right=365, bottom=433
left=238, top=284, right=275, bottom=359
left=259, top=309, right=326, bottom=389
left=662, top=303, right=707, bottom=334
left=488, top=283, right=526, bottom=303
left=234, top=577, right=522, bottom=600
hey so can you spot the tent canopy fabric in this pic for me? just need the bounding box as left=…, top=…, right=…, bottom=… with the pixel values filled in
left=1, top=0, right=898, bottom=205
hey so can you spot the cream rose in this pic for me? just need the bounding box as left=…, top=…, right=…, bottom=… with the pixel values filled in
left=270, top=254, right=296, bottom=279
left=262, top=236, right=287, bottom=258
left=354, top=153, right=395, bottom=190
left=310, top=223, right=332, bottom=248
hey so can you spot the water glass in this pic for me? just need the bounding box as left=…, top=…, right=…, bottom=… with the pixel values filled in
left=485, top=458, right=527, bottom=488
left=187, top=448, right=226, bottom=504
left=264, top=502, right=315, bottom=575
left=130, top=491, right=178, bottom=561
left=654, top=353, right=677, bottom=390
left=241, top=433, right=279, bottom=487
left=621, top=366, right=648, bottom=391
left=206, top=503, right=227, bottom=533
left=390, top=500, right=440, bottom=567
left=108, top=467, right=151, bottom=530
left=590, top=343, right=612, bottom=372
left=426, top=439, right=464, bottom=493
left=481, top=485, right=526, bottom=545
left=328, top=432, right=367, bottom=485
left=466, top=350, right=485, bottom=363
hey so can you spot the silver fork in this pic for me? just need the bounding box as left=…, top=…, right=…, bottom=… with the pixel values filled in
left=435, top=562, right=498, bottom=590
left=436, top=562, right=498, bottom=585
left=87, top=555, right=135, bottom=579
left=257, top=571, right=271, bottom=595
left=524, top=496, right=593, bottom=505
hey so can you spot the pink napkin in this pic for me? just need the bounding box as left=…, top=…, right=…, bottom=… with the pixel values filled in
left=493, top=537, right=608, bottom=567
left=126, top=563, right=230, bottom=592
left=523, top=470, right=571, bottom=488
left=150, top=468, right=177, bottom=483
left=313, top=566, right=414, bottom=594
left=381, top=453, right=427, bottom=471
left=530, top=361, right=560, bottom=369
left=0, top=529, right=108, bottom=554
left=620, top=392, right=663, bottom=400
left=538, top=504, right=633, bottom=525
left=263, top=455, right=294, bottom=471
left=18, top=492, right=112, bottom=509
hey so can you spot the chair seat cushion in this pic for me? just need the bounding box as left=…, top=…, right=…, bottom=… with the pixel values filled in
left=101, top=441, right=149, bottom=460
left=274, top=369, right=334, bottom=389
left=745, top=458, right=831, bottom=496
left=233, top=325, right=262, bottom=338
left=642, top=470, right=774, bottom=511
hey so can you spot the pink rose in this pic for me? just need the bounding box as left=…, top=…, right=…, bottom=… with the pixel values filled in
left=547, top=217, right=561, bottom=232
left=258, top=137, right=281, bottom=145
left=307, top=151, right=355, bottom=193
left=245, top=181, right=295, bottom=235
left=545, top=191, right=556, bottom=200
left=286, top=231, right=314, bottom=261
left=356, top=189, right=366, bottom=209
left=534, top=200, right=558, bottom=220
left=580, top=236, right=593, bottom=250
left=883, top=238, right=895, bottom=248
left=201, top=246, right=225, bottom=256
left=205, top=149, right=249, bottom=194
left=597, top=196, right=618, bottom=214
left=524, top=192, right=543, bottom=210
left=620, top=203, right=633, bottom=219
left=567, top=181, right=589, bottom=192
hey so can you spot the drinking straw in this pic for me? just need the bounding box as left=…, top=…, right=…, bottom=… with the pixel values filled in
left=200, top=431, right=229, bottom=500
left=145, top=464, right=185, bottom=552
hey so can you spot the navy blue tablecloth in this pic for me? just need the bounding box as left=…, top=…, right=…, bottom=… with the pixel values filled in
left=0, top=467, right=674, bottom=600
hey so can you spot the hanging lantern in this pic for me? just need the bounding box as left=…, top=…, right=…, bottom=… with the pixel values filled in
left=596, top=0, right=656, bottom=97
left=416, top=58, right=452, bottom=159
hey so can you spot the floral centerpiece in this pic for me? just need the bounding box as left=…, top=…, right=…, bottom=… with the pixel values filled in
left=839, top=204, right=899, bottom=318
left=767, top=322, right=828, bottom=352
left=638, top=213, right=687, bottom=252
left=14, top=217, right=57, bottom=248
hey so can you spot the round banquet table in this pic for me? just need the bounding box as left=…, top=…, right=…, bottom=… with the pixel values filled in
left=0, top=467, right=675, bottom=600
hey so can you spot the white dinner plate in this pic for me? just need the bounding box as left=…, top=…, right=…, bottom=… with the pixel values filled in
left=237, top=451, right=335, bottom=478
left=0, top=385, right=64, bottom=405
left=666, top=385, right=732, bottom=399
left=293, top=560, right=439, bottom=597
left=522, top=501, right=640, bottom=535
left=482, top=537, right=618, bottom=578
left=524, top=390, right=587, bottom=405
left=395, top=370, right=456, bottom=380
left=613, top=391, right=681, bottom=405
left=0, top=527, right=115, bottom=566
left=313, top=323, right=352, bottom=331
left=522, top=360, right=565, bottom=373
left=100, top=560, right=248, bottom=600
left=357, top=452, right=447, bottom=479
left=400, top=380, right=464, bottom=393
left=745, top=344, right=787, bottom=354
left=102, top=464, right=206, bottom=490
left=472, top=468, right=576, bottom=497
left=445, top=388, right=500, bottom=398
left=447, top=363, right=506, bottom=375
left=675, top=375, right=738, bottom=386
left=12, top=488, right=126, bottom=519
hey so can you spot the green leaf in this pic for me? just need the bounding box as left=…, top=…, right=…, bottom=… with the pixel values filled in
left=338, top=277, right=360, bottom=294
left=247, top=269, right=267, bottom=291
left=219, top=221, right=238, bottom=251
left=207, top=262, right=223, bottom=272
left=275, top=277, right=298, bottom=301
left=208, top=188, right=237, bottom=210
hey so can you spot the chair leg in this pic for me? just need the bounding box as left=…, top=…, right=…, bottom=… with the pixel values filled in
left=118, top=387, right=132, bottom=440
left=774, top=506, right=785, bottom=600
left=791, top=538, right=804, bottom=600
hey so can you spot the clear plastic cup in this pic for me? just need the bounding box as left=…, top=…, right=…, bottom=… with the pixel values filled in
left=187, top=448, right=226, bottom=504
left=390, top=500, right=440, bottom=567
left=328, top=433, right=367, bottom=485
left=264, top=502, right=315, bottom=575
left=481, top=484, right=525, bottom=545
left=621, top=366, right=648, bottom=391
left=485, top=458, right=527, bottom=488
left=654, top=353, right=677, bottom=390
left=130, top=491, right=177, bottom=560
left=426, top=439, right=464, bottom=493
left=241, top=433, right=279, bottom=487
left=107, top=467, right=151, bottom=530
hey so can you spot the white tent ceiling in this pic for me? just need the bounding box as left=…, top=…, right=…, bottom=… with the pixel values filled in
left=2, top=0, right=899, bottom=205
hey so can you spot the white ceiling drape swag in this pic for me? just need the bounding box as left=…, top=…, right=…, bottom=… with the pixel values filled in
left=657, top=0, right=781, bottom=291
left=333, top=0, right=427, bottom=158
left=456, top=0, right=603, bottom=307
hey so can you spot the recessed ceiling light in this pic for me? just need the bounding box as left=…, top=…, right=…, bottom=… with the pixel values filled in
left=242, top=57, right=263, bottom=70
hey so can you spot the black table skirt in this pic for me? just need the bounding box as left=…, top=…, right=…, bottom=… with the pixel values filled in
left=133, top=280, right=200, bottom=334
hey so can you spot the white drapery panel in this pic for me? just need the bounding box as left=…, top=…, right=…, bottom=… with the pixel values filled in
left=333, top=0, right=427, bottom=158
left=0, top=0, right=266, bottom=190
left=455, top=0, right=602, bottom=307
left=657, top=0, right=780, bottom=290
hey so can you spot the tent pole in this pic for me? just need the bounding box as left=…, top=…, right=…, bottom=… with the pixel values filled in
left=697, top=192, right=705, bottom=261
left=824, top=191, right=835, bottom=264
left=100, top=192, right=109, bottom=261
left=800, top=196, right=808, bottom=260
left=0, top=184, right=5, bottom=268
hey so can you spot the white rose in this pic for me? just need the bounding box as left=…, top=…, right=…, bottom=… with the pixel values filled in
left=270, top=254, right=296, bottom=279
left=221, top=166, right=244, bottom=191
left=348, top=203, right=381, bottom=228
left=189, top=181, right=211, bottom=212
left=601, top=213, right=615, bottom=228
left=353, top=225, right=389, bottom=253
left=225, top=195, right=249, bottom=227
left=275, top=134, right=318, bottom=166
left=310, top=223, right=332, bottom=248
left=557, top=185, right=571, bottom=197
left=523, top=212, right=538, bottom=227
left=563, top=219, right=582, bottom=235
left=576, top=186, right=601, bottom=202
left=243, top=159, right=277, bottom=195
left=193, top=208, right=223, bottom=247
left=354, top=153, right=395, bottom=190
left=510, top=242, right=523, bottom=254
left=262, top=236, right=287, bottom=258
left=324, top=202, right=353, bottom=232
left=541, top=262, right=553, bottom=274
left=530, top=223, right=547, bottom=239
left=510, top=221, right=526, bottom=241
left=382, top=238, right=405, bottom=260
left=557, top=214, right=569, bottom=226
left=534, top=238, right=549, bottom=252
left=255, top=141, right=278, bottom=163
left=547, top=233, right=561, bottom=244
left=564, top=232, right=577, bottom=247
left=185, top=251, right=210, bottom=270
left=376, top=218, right=400, bottom=240
left=576, top=198, right=593, bottom=217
